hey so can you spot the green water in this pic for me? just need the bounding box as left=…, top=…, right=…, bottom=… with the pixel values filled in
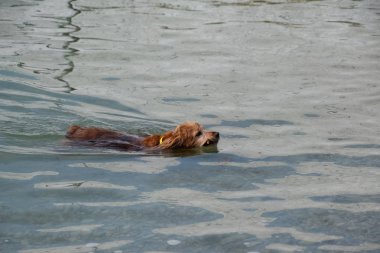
left=1, top=0, right=380, bottom=252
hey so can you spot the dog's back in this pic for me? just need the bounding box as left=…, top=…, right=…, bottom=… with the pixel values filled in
left=66, top=125, right=123, bottom=141
left=66, top=125, right=144, bottom=151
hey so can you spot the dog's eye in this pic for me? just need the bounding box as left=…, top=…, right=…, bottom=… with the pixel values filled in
left=195, top=131, right=203, bottom=137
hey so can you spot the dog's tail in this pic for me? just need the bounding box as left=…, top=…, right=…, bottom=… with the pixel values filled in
left=66, top=125, right=81, bottom=139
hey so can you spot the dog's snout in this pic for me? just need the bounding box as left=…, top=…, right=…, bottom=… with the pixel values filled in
left=214, top=132, right=220, bottom=139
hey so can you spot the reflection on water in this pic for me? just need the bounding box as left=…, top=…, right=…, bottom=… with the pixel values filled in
left=1, top=0, right=380, bottom=252
left=55, top=0, right=81, bottom=92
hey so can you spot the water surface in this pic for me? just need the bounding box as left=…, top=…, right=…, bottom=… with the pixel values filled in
left=1, top=0, right=380, bottom=252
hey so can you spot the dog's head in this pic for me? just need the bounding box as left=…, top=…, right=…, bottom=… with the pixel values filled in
left=159, top=122, right=219, bottom=149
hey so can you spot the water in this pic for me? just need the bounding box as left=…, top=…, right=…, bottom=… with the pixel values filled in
left=1, top=0, right=380, bottom=252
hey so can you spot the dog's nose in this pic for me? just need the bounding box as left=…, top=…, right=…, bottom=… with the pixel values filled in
left=214, top=132, right=220, bottom=138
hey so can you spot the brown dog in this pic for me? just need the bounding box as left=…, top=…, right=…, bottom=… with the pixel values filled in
left=66, top=122, right=219, bottom=150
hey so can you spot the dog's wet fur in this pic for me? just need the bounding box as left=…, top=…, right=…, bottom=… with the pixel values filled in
left=66, top=122, right=219, bottom=151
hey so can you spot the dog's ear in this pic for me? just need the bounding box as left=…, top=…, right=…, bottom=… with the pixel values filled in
left=159, top=131, right=181, bottom=149
left=160, top=124, right=195, bottom=149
